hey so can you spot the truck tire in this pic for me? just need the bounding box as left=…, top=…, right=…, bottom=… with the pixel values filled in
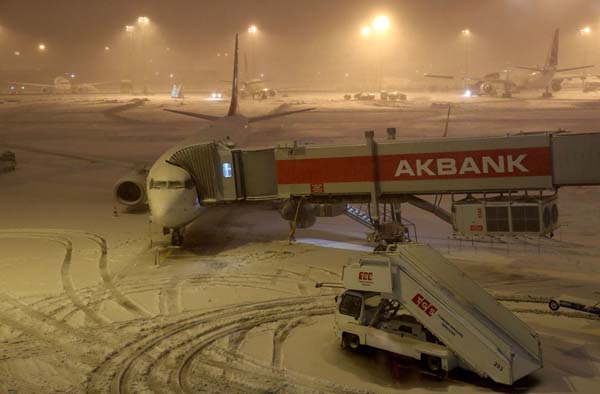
left=341, top=333, right=360, bottom=350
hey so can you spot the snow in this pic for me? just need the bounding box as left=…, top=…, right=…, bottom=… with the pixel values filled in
left=0, top=91, right=599, bottom=393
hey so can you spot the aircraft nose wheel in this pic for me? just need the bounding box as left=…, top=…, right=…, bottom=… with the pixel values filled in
left=171, top=229, right=184, bottom=246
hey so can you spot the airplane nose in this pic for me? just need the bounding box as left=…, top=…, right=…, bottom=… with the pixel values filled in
left=149, top=191, right=180, bottom=226
left=148, top=188, right=200, bottom=229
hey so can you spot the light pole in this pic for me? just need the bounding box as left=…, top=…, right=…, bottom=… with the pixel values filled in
left=247, top=25, right=258, bottom=78
left=461, top=29, right=471, bottom=76
left=579, top=27, right=592, bottom=89
left=360, top=26, right=371, bottom=89
left=125, top=25, right=135, bottom=85
left=137, top=16, right=150, bottom=94
left=579, top=26, right=591, bottom=66
left=372, top=15, right=389, bottom=91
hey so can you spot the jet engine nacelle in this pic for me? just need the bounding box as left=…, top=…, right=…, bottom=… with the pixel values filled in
left=551, top=80, right=563, bottom=92
left=280, top=199, right=316, bottom=229
left=479, top=82, right=495, bottom=95
left=113, top=169, right=148, bottom=209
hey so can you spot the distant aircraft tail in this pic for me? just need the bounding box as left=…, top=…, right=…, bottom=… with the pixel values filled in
left=227, top=34, right=239, bottom=116
left=164, top=34, right=316, bottom=123
left=545, top=28, right=559, bottom=68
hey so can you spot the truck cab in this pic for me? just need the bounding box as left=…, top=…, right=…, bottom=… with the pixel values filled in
left=334, top=289, right=458, bottom=374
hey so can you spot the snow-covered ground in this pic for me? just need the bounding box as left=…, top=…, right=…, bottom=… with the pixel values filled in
left=0, top=90, right=599, bottom=393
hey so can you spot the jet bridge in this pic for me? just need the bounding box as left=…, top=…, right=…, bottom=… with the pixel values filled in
left=342, top=243, right=543, bottom=385
left=168, top=131, right=600, bottom=203
left=166, top=131, right=600, bottom=238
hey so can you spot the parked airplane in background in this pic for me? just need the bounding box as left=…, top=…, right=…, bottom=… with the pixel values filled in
left=424, top=72, right=507, bottom=97
left=512, top=28, right=593, bottom=97
left=240, top=78, right=277, bottom=99
left=8, top=75, right=116, bottom=94
left=426, top=28, right=594, bottom=98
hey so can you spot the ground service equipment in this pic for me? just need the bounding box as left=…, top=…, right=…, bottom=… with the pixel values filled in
left=332, top=243, right=543, bottom=385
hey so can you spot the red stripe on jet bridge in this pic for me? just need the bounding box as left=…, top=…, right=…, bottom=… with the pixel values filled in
left=276, top=147, right=552, bottom=184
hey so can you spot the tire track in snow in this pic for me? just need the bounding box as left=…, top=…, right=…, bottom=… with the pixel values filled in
left=271, top=317, right=305, bottom=369
left=0, top=230, right=108, bottom=325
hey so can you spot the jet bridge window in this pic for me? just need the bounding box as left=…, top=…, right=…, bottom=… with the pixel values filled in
left=339, top=293, right=362, bottom=319
left=222, top=162, right=233, bottom=178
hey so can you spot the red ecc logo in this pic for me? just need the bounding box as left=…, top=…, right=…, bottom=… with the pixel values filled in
left=411, top=293, right=438, bottom=316
left=358, top=271, right=373, bottom=281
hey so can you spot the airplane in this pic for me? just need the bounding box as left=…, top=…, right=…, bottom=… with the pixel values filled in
left=511, top=28, right=593, bottom=97
left=151, top=34, right=315, bottom=244
left=426, top=28, right=594, bottom=98
left=240, top=78, right=277, bottom=99
left=424, top=72, right=507, bottom=97
left=2, top=34, right=315, bottom=246
left=8, top=74, right=116, bottom=94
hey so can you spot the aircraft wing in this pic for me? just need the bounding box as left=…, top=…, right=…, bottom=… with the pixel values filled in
left=77, top=81, right=118, bottom=87
left=556, top=65, right=594, bottom=73
left=245, top=79, right=268, bottom=86
left=247, top=107, right=316, bottom=123
left=0, top=142, right=145, bottom=169
left=8, top=81, right=54, bottom=88
left=424, top=74, right=455, bottom=80
left=163, top=109, right=220, bottom=121
left=515, top=66, right=543, bottom=72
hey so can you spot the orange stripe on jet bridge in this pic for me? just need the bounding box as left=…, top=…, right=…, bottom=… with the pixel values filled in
left=276, top=147, right=552, bottom=184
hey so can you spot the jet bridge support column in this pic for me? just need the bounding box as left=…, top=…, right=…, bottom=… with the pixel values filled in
left=366, top=130, right=381, bottom=229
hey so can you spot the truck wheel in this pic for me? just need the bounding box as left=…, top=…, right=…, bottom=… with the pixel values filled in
left=341, top=333, right=360, bottom=350
left=549, top=300, right=560, bottom=311
left=423, top=355, right=442, bottom=372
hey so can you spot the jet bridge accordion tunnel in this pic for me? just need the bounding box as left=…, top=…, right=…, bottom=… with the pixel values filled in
left=165, top=131, right=600, bottom=235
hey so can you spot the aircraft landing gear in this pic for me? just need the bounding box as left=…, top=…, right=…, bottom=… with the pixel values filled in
left=171, top=228, right=184, bottom=246
left=542, top=87, right=553, bottom=98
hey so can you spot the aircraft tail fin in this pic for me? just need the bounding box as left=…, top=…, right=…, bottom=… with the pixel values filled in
left=546, top=28, right=559, bottom=68
left=227, top=34, right=239, bottom=116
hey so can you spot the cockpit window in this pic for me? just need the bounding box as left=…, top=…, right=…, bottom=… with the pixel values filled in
left=168, top=181, right=185, bottom=189
left=150, top=178, right=194, bottom=190
left=150, top=179, right=167, bottom=189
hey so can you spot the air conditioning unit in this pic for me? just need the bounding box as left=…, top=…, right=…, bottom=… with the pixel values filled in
left=452, top=194, right=559, bottom=236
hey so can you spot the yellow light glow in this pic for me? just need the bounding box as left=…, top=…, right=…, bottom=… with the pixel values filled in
left=14, top=50, right=20, bottom=56
left=248, top=25, right=258, bottom=34
left=38, top=43, right=46, bottom=51
left=372, top=15, right=390, bottom=31
left=125, top=25, right=135, bottom=32
left=361, top=25, right=371, bottom=36
left=137, top=16, right=150, bottom=24
left=461, top=29, right=471, bottom=36
left=580, top=26, right=591, bottom=35
left=104, top=46, right=110, bottom=51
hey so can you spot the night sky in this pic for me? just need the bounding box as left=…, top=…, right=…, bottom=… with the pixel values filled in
left=1, top=0, right=599, bottom=85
